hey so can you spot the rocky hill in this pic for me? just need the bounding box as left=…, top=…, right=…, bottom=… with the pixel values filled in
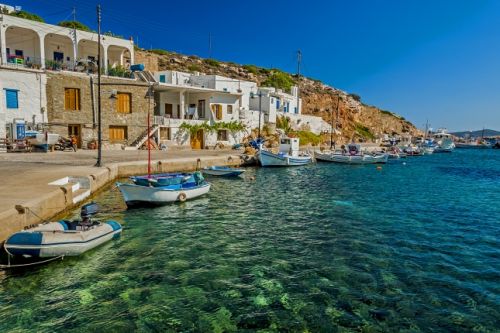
left=135, top=49, right=420, bottom=142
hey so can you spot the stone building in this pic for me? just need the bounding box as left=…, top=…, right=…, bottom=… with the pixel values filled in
left=46, top=72, right=151, bottom=149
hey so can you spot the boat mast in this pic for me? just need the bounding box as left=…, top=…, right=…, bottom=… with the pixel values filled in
left=147, top=84, right=153, bottom=178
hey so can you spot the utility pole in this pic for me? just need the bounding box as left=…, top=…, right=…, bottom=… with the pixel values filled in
left=296, top=50, right=301, bottom=114
left=72, top=6, right=77, bottom=69
left=334, top=95, right=340, bottom=149
left=95, top=4, right=102, bottom=167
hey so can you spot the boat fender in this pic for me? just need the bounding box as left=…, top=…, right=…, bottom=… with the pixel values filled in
left=178, top=192, right=187, bottom=202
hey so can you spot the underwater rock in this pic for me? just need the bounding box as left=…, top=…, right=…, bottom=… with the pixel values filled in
left=369, top=308, right=391, bottom=321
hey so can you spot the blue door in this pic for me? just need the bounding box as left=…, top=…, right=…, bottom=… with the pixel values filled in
left=16, top=123, right=25, bottom=139
left=276, top=99, right=280, bottom=109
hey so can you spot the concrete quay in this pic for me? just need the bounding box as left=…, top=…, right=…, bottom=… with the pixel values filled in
left=0, top=149, right=243, bottom=242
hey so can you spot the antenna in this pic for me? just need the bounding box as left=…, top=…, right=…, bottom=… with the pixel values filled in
left=296, top=50, right=301, bottom=114
left=208, top=32, right=212, bottom=58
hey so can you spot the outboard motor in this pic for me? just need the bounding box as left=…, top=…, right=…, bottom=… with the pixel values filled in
left=80, top=202, right=99, bottom=219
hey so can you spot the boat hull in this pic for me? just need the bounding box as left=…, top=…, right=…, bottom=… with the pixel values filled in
left=258, top=150, right=312, bottom=167
left=4, top=221, right=122, bottom=258
left=202, top=167, right=245, bottom=177
left=315, top=152, right=388, bottom=164
left=117, top=182, right=211, bottom=207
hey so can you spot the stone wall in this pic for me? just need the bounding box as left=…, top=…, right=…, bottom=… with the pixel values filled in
left=134, top=51, right=159, bottom=72
left=46, top=72, right=151, bottom=148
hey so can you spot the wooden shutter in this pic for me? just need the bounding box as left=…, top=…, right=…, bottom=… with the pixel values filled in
left=109, top=126, right=127, bottom=141
left=64, top=88, right=80, bottom=110
left=117, top=93, right=131, bottom=113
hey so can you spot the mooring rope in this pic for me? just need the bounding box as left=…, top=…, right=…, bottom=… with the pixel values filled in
left=0, top=255, right=64, bottom=269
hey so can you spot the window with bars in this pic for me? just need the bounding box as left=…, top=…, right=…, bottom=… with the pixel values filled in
left=64, top=88, right=80, bottom=110
left=116, top=93, right=132, bottom=113
left=217, top=129, right=228, bottom=141
left=227, top=105, right=233, bottom=114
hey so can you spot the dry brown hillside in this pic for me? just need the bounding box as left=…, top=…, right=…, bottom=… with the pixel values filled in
left=135, top=49, right=420, bottom=142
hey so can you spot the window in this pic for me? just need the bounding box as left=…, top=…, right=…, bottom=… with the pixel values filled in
left=159, top=75, right=166, bottom=83
left=276, top=99, right=280, bottom=109
left=227, top=105, right=233, bottom=114
left=4, top=89, right=19, bottom=109
left=217, top=130, right=228, bottom=141
left=294, top=107, right=298, bottom=114
left=116, top=92, right=132, bottom=113
left=64, top=88, right=81, bottom=110
left=15, top=50, right=23, bottom=57
left=109, top=126, right=128, bottom=142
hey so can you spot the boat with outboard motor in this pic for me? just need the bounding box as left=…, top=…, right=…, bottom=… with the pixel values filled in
left=4, top=203, right=122, bottom=258
left=117, top=171, right=210, bottom=207
left=257, top=137, right=312, bottom=167
left=315, top=144, right=388, bottom=164
left=130, top=172, right=196, bottom=187
left=202, top=166, right=245, bottom=177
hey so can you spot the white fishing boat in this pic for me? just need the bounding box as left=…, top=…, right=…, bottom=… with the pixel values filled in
left=455, top=140, right=492, bottom=149
left=4, top=203, right=122, bottom=258
left=432, top=128, right=455, bottom=153
left=116, top=181, right=211, bottom=207
left=202, top=166, right=245, bottom=177
left=315, top=144, right=388, bottom=164
left=257, top=137, right=312, bottom=167
left=25, top=130, right=59, bottom=151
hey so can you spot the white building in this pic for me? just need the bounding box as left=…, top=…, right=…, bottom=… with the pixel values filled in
left=0, top=12, right=134, bottom=73
left=0, top=67, right=46, bottom=142
left=152, top=70, right=331, bottom=148
left=0, top=10, right=136, bottom=146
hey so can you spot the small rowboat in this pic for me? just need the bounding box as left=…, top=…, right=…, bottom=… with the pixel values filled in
left=116, top=181, right=211, bottom=207
left=202, top=166, right=245, bottom=177
left=315, top=151, right=388, bottom=164
left=4, top=203, right=122, bottom=258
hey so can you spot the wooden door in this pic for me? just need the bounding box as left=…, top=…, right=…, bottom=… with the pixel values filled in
left=190, top=129, right=204, bottom=149
left=165, top=103, right=173, bottom=118
left=68, top=124, right=81, bottom=148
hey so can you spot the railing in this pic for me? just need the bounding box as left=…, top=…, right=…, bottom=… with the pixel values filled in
left=4, top=56, right=43, bottom=69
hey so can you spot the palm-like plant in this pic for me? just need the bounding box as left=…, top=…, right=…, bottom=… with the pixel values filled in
left=276, top=115, right=292, bottom=134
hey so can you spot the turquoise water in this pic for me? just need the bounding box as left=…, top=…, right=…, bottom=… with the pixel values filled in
left=0, top=149, right=499, bottom=332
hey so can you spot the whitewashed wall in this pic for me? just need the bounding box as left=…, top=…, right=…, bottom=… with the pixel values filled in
left=0, top=69, right=47, bottom=139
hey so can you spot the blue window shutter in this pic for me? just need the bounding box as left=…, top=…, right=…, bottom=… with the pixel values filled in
left=159, top=75, right=166, bottom=83
left=5, top=89, right=19, bottom=109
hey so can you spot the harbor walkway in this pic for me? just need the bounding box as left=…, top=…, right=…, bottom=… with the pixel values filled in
left=0, top=149, right=242, bottom=241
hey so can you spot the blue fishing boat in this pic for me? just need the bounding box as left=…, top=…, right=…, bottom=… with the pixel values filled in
left=202, top=166, right=245, bottom=177
left=4, top=203, right=122, bottom=258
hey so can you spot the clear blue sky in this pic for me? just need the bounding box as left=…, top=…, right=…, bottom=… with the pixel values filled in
left=9, top=0, right=500, bottom=131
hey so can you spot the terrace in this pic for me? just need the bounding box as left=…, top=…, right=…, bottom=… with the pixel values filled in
left=0, top=14, right=133, bottom=75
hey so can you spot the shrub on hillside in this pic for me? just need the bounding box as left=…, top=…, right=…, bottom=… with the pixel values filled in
left=262, top=71, right=295, bottom=93
left=58, top=20, right=91, bottom=32
left=150, top=49, right=171, bottom=56
left=187, top=64, right=201, bottom=72
left=9, top=10, right=44, bottom=22
left=204, top=58, right=220, bottom=67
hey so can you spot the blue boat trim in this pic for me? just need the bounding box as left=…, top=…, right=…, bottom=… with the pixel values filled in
left=58, top=221, right=68, bottom=230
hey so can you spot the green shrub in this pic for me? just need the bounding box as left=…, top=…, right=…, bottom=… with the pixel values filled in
left=108, top=65, right=131, bottom=78
left=204, top=58, right=220, bottom=67
left=354, top=123, right=375, bottom=140
left=9, top=10, right=44, bottom=22
left=243, top=64, right=259, bottom=75
left=58, top=20, right=91, bottom=32
left=150, top=49, right=171, bottom=56
left=348, top=93, right=361, bottom=102
left=187, top=64, right=201, bottom=72
left=262, top=71, right=295, bottom=92
left=291, top=130, right=321, bottom=146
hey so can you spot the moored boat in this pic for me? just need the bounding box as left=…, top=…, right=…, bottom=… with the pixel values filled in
left=202, top=166, right=245, bottom=177
left=257, top=137, right=312, bottom=167
left=4, top=203, right=122, bottom=258
left=432, top=128, right=455, bottom=153
left=131, top=173, right=195, bottom=187
left=116, top=180, right=211, bottom=207
left=315, top=144, right=388, bottom=164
